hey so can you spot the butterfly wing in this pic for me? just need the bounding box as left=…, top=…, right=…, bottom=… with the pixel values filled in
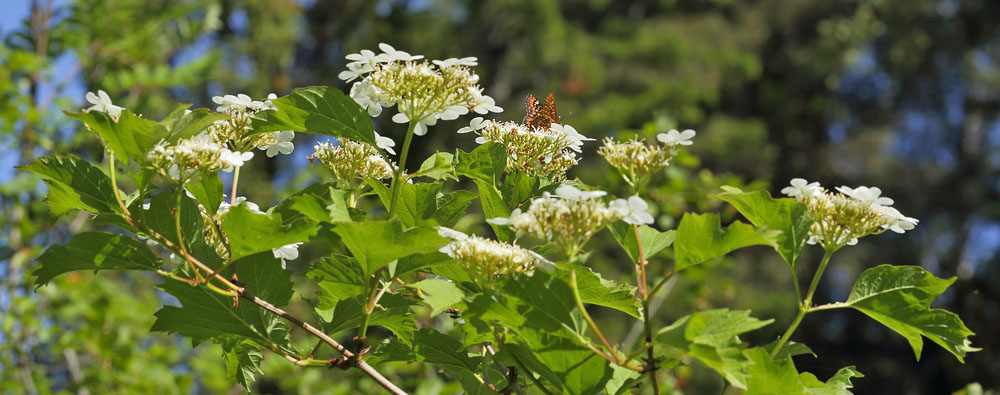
left=540, top=92, right=559, bottom=125
left=523, top=94, right=542, bottom=126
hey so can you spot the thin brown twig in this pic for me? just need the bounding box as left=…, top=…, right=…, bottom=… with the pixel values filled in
left=484, top=344, right=525, bottom=395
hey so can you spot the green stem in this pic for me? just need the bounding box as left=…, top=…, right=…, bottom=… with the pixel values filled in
left=641, top=296, right=660, bottom=393
left=387, top=122, right=417, bottom=218
left=769, top=248, right=835, bottom=358
left=357, top=270, right=384, bottom=341
left=570, top=269, right=621, bottom=364
left=108, top=153, right=130, bottom=215
left=230, top=166, right=241, bottom=205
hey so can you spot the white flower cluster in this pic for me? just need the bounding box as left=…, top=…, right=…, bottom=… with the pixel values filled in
left=148, top=133, right=250, bottom=182
left=459, top=118, right=593, bottom=181
left=437, top=227, right=550, bottom=283
left=84, top=90, right=124, bottom=121
left=207, top=92, right=295, bottom=158
left=781, top=178, right=919, bottom=249
left=339, top=43, right=502, bottom=136
left=308, top=139, right=395, bottom=183
left=488, top=185, right=653, bottom=259
left=212, top=93, right=277, bottom=114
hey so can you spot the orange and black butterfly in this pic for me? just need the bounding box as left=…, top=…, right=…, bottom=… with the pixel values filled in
left=523, top=92, right=559, bottom=130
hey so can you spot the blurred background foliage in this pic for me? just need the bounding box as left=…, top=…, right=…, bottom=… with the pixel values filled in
left=1, top=0, right=998, bottom=393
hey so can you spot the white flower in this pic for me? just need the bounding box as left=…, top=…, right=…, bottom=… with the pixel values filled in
left=470, top=91, right=503, bottom=114
left=222, top=151, right=255, bottom=172
left=218, top=196, right=263, bottom=214
left=656, top=129, right=696, bottom=146
left=346, top=49, right=378, bottom=65
left=433, top=57, right=478, bottom=67
left=84, top=90, right=124, bottom=120
left=781, top=178, right=821, bottom=200
left=273, top=242, right=303, bottom=261
left=349, top=79, right=384, bottom=116
left=392, top=112, right=437, bottom=136
left=836, top=186, right=894, bottom=207
left=878, top=206, right=919, bottom=233
left=457, top=117, right=488, bottom=134
left=555, top=185, right=607, bottom=200
left=549, top=124, right=594, bottom=153
left=611, top=196, right=654, bottom=225
left=437, top=226, right=469, bottom=241
left=260, top=131, right=295, bottom=157
left=375, top=43, right=423, bottom=62
left=339, top=61, right=375, bottom=83
left=437, top=105, right=469, bottom=121
left=212, top=94, right=255, bottom=113
left=373, top=131, right=396, bottom=155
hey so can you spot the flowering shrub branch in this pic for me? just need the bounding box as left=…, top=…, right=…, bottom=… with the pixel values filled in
left=22, top=44, right=977, bottom=394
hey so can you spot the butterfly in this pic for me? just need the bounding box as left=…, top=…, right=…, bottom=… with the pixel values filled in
left=523, top=92, right=560, bottom=130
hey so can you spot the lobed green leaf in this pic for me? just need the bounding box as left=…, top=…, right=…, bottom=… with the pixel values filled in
left=18, top=154, right=121, bottom=216
left=33, top=231, right=162, bottom=287
left=715, top=187, right=813, bottom=269
left=673, top=212, right=778, bottom=272
left=839, top=265, right=978, bottom=362
left=250, top=86, right=376, bottom=146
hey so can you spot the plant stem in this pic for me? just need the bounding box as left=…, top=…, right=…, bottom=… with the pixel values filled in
left=769, top=248, right=835, bottom=359
left=142, top=225, right=407, bottom=394
left=108, top=153, right=130, bottom=215
left=484, top=343, right=526, bottom=395
left=357, top=269, right=385, bottom=340
left=641, top=296, right=660, bottom=394
left=570, top=269, right=621, bottom=364
left=387, top=122, right=417, bottom=218
left=633, top=224, right=659, bottom=393
left=230, top=166, right=241, bottom=204
left=634, top=224, right=648, bottom=298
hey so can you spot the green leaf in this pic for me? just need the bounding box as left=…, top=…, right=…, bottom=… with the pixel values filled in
left=455, top=143, right=507, bottom=186
left=33, top=232, right=162, bottom=286
left=414, top=152, right=458, bottom=181
left=365, top=337, right=416, bottom=366
left=332, top=220, right=447, bottom=276
left=410, top=279, right=465, bottom=316
left=838, top=265, right=978, bottom=362
left=163, top=107, right=227, bottom=142
left=499, top=172, right=538, bottom=209
left=555, top=266, right=640, bottom=318
left=715, top=187, right=813, bottom=269
left=222, top=203, right=316, bottom=261
left=657, top=309, right=773, bottom=389
left=473, top=180, right=514, bottom=242
left=608, top=222, right=675, bottom=262
left=365, top=180, right=474, bottom=228
left=186, top=173, right=224, bottom=216
left=250, top=86, right=376, bottom=146
left=307, top=255, right=367, bottom=311
left=506, top=328, right=614, bottom=394
left=743, top=348, right=863, bottom=395
left=151, top=253, right=294, bottom=346
left=604, top=364, right=642, bottom=395
left=18, top=154, right=121, bottom=215
left=223, top=340, right=264, bottom=392
left=273, top=183, right=353, bottom=224
left=766, top=340, right=816, bottom=361
left=413, top=328, right=476, bottom=371
left=319, top=294, right=417, bottom=344
left=465, top=271, right=585, bottom=336
left=393, top=252, right=452, bottom=277
left=66, top=110, right=166, bottom=165
left=135, top=190, right=204, bottom=251
left=673, top=213, right=778, bottom=272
